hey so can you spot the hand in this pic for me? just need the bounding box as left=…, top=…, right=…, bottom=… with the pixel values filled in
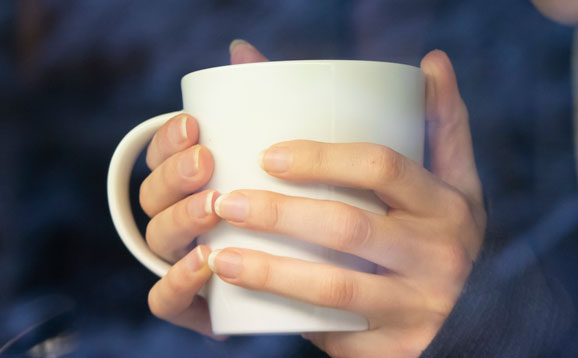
left=207, top=49, right=486, bottom=356
left=139, top=40, right=267, bottom=338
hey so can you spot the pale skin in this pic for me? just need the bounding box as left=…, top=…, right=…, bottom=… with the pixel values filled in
left=140, top=40, right=486, bottom=357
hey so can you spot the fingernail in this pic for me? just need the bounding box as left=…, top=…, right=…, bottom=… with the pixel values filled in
left=204, top=191, right=218, bottom=216
left=208, top=249, right=242, bottom=279
left=186, top=246, right=206, bottom=272
left=179, top=145, right=200, bottom=178
left=214, top=193, right=249, bottom=222
left=229, top=39, right=249, bottom=54
left=260, top=146, right=292, bottom=173
left=188, top=190, right=216, bottom=218
left=169, top=115, right=189, bottom=145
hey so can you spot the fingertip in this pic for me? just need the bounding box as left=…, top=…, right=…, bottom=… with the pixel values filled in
left=185, top=114, right=200, bottom=144
left=258, top=149, right=265, bottom=171
left=229, top=38, right=248, bottom=54
left=199, top=144, right=215, bottom=165
left=259, top=145, right=293, bottom=175
left=196, top=245, right=212, bottom=267
left=229, top=39, right=268, bottom=64
left=174, top=113, right=199, bottom=143
left=421, top=51, right=479, bottom=194
left=147, top=282, right=163, bottom=318
left=421, top=50, right=457, bottom=86
left=208, top=333, right=229, bottom=342
left=204, top=190, right=220, bottom=216
left=146, top=113, right=200, bottom=170
left=421, top=50, right=463, bottom=120
left=169, top=114, right=200, bottom=147
left=193, top=145, right=215, bottom=182
left=183, top=244, right=211, bottom=274
left=212, top=194, right=228, bottom=219
left=421, top=49, right=449, bottom=69
left=207, top=249, right=220, bottom=272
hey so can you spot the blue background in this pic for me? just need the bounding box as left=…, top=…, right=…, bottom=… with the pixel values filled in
left=0, top=0, right=577, bottom=356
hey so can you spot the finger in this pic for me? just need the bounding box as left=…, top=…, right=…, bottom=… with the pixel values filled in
left=229, top=39, right=268, bottom=65
left=207, top=248, right=420, bottom=316
left=259, top=140, right=450, bottom=215
left=212, top=189, right=421, bottom=271
left=146, top=190, right=220, bottom=262
left=421, top=50, right=483, bottom=205
left=148, top=245, right=219, bottom=337
left=167, top=295, right=226, bottom=341
left=139, top=145, right=214, bottom=217
left=146, top=113, right=200, bottom=170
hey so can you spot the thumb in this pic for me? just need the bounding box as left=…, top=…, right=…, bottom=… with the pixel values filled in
left=421, top=50, right=483, bottom=205
left=229, top=39, right=268, bottom=65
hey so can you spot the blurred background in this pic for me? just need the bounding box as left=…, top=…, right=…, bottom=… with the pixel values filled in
left=1, top=0, right=577, bottom=357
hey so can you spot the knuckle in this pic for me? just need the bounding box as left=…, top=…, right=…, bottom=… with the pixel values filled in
left=430, top=291, right=458, bottom=320
left=421, top=244, right=472, bottom=318
left=144, top=207, right=182, bottom=262
left=166, top=156, right=193, bottom=196
left=367, top=146, right=405, bottom=187
left=425, top=283, right=458, bottom=318
left=319, top=271, right=357, bottom=309
left=174, top=199, right=191, bottom=229
left=444, top=189, right=473, bottom=226
left=310, top=143, right=328, bottom=174
left=438, top=243, right=472, bottom=282
left=331, top=205, right=371, bottom=252
left=263, top=196, right=282, bottom=231
left=437, top=294, right=458, bottom=318
left=253, top=259, right=273, bottom=291
left=163, top=158, right=180, bottom=192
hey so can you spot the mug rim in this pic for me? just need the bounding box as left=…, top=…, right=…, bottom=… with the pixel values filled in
left=182, top=59, right=422, bottom=84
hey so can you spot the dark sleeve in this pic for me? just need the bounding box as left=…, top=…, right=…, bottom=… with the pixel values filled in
left=420, top=236, right=576, bottom=358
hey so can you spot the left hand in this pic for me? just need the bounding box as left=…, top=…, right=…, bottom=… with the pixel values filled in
left=208, top=49, right=486, bottom=357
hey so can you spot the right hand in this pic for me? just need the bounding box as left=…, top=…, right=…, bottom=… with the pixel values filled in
left=139, top=40, right=268, bottom=338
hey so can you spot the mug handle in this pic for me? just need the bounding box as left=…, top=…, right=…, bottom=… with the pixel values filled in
left=107, top=111, right=181, bottom=277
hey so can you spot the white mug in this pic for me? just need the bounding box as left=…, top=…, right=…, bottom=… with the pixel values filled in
left=107, top=60, right=425, bottom=334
